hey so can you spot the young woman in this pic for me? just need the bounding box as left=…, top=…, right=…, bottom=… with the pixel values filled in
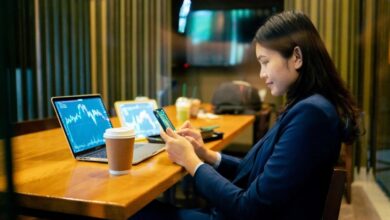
left=132, top=11, right=361, bottom=220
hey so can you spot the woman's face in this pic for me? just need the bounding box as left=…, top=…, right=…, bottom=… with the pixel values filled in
left=255, top=43, right=301, bottom=96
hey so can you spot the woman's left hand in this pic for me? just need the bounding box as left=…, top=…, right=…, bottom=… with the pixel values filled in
left=160, top=128, right=203, bottom=175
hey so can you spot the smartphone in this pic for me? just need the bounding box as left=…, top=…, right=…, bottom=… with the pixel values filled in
left=153, top=108, right=176, bottom=131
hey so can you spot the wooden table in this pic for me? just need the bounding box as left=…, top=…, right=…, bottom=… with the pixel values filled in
left=5, top=106, right=254, bottom=219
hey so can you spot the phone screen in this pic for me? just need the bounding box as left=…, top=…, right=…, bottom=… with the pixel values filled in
left=153, top=108, right=176, bottom=131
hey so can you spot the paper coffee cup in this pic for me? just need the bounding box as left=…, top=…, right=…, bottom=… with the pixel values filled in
left=104, top=127, right=135, bottom=175
left=190, top=98, right=201, bottom=118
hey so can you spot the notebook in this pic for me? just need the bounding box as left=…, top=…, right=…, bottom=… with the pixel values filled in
left=51, top=94, right=165, bottom=164
left=114, top=99, right=164, bottom=143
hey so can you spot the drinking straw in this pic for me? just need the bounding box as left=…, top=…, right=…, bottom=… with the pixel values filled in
left=182, top=83, right=187, bottom=97
left=192, top=86, right=197, bottom=98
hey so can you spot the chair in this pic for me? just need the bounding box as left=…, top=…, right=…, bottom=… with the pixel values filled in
left=336, top=143, right=353, bottom=203
left=323, top=168, right=347, bottom=220
left=11, top=117, right=60, bottom=136
left=252, top=105, right=272, bottom=144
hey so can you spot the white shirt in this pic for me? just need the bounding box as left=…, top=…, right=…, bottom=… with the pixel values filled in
left=193, top=152, right=222, bottom=174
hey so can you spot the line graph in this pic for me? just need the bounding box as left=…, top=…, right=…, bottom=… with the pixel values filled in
left=55, top=97, right=111, bottom=153
left=64, top=104, right=108, bottom=126
left=120, top=103, right=160, bottom=137
left=70, top=136, right=103, bottom=150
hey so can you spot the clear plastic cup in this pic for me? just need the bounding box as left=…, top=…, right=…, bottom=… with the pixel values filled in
left=175, top=97, right=191, bottom=125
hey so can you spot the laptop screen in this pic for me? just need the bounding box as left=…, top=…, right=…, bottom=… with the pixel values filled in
left=53, top=95, right=112, bottom=154
left=116, top=102, right=161, bottom=138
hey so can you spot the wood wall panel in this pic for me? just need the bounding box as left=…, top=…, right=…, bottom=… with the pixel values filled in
left=10, top=0, right=172, bottom=121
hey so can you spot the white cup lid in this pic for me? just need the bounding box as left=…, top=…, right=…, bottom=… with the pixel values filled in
left=176, top=97, right=190, bottom=107
left=104, top=127, right=135, bottom=139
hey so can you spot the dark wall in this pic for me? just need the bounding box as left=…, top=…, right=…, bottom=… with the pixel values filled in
left=0, top=0, right=16, bottom=219
left=170, top=0, right=284, bottom=106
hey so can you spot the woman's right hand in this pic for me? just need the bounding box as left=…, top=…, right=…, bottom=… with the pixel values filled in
left=176, top=121, right=208, bottom=161
left=177, top=121, right=220, bottom=166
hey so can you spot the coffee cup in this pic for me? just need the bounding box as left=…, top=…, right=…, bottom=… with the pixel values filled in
left=190, top=98, right=201, bottom=118
left=104, top=127, right=135, bottom=175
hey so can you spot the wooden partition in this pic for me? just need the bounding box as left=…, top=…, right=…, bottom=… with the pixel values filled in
left=8, top=0, right=172, bottom=122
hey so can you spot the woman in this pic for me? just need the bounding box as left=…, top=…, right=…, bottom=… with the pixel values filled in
left=132, top=11, right=360, bottom=220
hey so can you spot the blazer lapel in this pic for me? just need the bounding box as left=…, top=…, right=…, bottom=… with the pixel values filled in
left=232, top=147, right=258, bottom=185
left=232, top=121, right=282, bottom=186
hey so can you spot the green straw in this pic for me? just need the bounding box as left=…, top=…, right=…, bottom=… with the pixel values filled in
left=182, top=83, right=187, bottom=97
left=192, top=86, right=197, bottom=98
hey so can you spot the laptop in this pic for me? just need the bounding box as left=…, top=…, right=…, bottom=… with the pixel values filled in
left=51, top=94, right=165, bottom=164
left=114, top=99, right=164, bottom=143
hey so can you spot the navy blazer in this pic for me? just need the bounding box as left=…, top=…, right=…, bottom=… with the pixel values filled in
left=194, top=94, right=342, bottom=220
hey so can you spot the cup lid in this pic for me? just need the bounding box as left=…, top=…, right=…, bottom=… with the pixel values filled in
left=104, top=127, right=135, bottom=139
left=176, top=97, right=190, bottom=107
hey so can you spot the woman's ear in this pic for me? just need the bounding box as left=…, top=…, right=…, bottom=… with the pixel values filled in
left=293, top=46, right=303, bottom=69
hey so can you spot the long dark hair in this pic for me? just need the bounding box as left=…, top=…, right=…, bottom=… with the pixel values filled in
left=254, top=11, right=361, bottom=143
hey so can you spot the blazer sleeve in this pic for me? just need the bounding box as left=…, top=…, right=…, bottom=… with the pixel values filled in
left=193, top=103, right=341, bottom=219
left=215, top=153, right=242, bottom=180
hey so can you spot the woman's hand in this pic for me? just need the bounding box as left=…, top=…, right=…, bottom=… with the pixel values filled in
left=176, top=121, right=207, bottom=159
left=160, top=128, right=202, bottom=176
left=176, top=121, right=220, bottom=166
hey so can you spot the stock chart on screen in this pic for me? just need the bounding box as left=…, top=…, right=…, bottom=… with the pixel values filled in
left=119, top=102, right=160, bottom=138
left=55, top=97, right=111, bottom=153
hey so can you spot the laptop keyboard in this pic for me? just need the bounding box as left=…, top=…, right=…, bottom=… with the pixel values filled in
left=79, top=143, right=165, bottom=163
left=84, top=148, right=107, bottom=158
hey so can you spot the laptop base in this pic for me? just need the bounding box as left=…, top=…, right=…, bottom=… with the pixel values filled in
left=133, top=143, right=165, bottom=164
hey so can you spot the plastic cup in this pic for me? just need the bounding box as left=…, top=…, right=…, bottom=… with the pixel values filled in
left=175, top=97, right=191, bottom=125
left=104, top=127, right=135, bottom=175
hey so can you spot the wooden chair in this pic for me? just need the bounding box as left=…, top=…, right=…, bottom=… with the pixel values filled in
left=252, top=106, right=272, bottom=144
left=11, top=117, right=60, bottom=136
left=336, top=143, right=353, bottom=203
left=323, top=168, right=347, bottom=220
